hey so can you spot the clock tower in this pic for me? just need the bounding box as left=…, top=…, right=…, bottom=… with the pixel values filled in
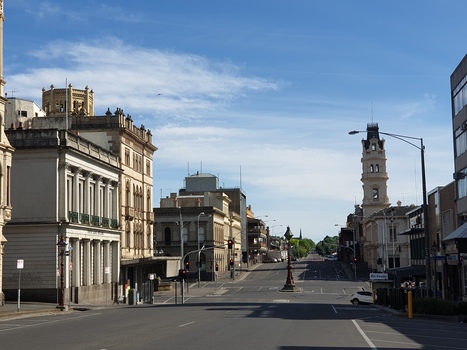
left=359, top=123, right=390, bottom=218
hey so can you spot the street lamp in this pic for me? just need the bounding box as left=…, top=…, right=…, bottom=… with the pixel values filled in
left=56, top=236, right=67, bottom=310
left=197, top=212, right=204, bottom=288
left=197, top=212, right=211, bottom=288
left=349, top=129, right=431, bottom=292
left=270, top=224, right=283, bottom=236
left=280, top=226, right=300, bottom=292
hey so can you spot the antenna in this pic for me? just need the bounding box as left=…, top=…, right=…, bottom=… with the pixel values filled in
left=200, top=161, right=203, bottom=174
left=9, top=89, right=18, bottom=98
left=240, top=165, right=242, bottom=190
left=371, top=102, right=374, bottom=123
left=187, top=162, right=190, bottom=176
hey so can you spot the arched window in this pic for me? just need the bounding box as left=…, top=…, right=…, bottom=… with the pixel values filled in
left=126, top=181, right=131, bottom=207
left=369, top=164, right=374, bottom=173
left=372, top=187, right=379, bottom=200
left=147, top=189, right=151, bottom=212
left=375, top=164, right=380, bottom=172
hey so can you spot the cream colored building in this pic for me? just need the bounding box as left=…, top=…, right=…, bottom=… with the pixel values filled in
left=0, top=0, right=15, bottom=306
left=3, top=129, right=120, bottom=304
left=155, top=191, right=242, bottom=279
left=6, top=97, right=46, bottom=129
left=36, top=84, right=158, bottom=294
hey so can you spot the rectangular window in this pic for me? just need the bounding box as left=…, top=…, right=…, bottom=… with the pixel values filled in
left=389, top=226, right=397, bottom=241
left=455, top=128, right=467, bottom=157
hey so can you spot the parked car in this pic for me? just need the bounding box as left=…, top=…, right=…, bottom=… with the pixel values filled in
left=325, top=255, right=338, bottom=261
left=350, top=290, right=374, bottom=305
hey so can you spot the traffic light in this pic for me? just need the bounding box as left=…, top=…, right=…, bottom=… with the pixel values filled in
left=228, top=239, right=233, bottom=249
left=215, top=263, right=219, bottom=272
left=230, top=259, right=234, bottom=267
left=185, top=261, right=190, bottom=271
left=182, top=269, right=187, bottom=280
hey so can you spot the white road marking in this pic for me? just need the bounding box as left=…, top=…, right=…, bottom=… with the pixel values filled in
left=178, top=321, right=195, bottom=328
left=352, top=319, right=377, bottom=349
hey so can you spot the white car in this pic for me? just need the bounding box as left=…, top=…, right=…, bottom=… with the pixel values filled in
left=350, top=290, right=374, bottom=305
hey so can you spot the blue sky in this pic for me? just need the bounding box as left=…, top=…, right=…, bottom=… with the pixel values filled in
left=4, top=1, right=464, bottom=242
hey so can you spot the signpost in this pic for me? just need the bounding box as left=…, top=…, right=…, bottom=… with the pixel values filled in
left=17, top=259, right=24, bottom=312
left=105, top=266, right=110, bottom=305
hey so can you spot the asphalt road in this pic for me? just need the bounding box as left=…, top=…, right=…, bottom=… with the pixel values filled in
left=1, top=258, right=466, bottom=349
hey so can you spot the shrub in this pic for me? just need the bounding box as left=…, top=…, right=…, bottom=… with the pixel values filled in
left=412, top=297, right=455, bottom=315
left=454, top=301, right=467, bottom=315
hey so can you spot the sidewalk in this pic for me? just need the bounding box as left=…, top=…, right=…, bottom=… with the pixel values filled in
left=0, top=263, right=261, bottom=319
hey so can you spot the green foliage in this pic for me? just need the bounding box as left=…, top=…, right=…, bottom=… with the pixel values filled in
left=316, top=236, right=338, bottom=255
left=290, top=238, right=315, bottom=258
left=412, top=298, right=456, bottom=315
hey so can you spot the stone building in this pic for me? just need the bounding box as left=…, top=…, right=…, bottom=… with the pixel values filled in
left=0, top=0, right=15, bottom=306
left=3, top=129, right=120, bottom=304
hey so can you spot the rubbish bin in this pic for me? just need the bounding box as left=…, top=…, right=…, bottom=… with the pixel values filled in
left=128, top=289, right=136, bottom=305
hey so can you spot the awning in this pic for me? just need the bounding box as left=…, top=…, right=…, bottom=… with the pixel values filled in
left=443, top=222, right=467, bottom=241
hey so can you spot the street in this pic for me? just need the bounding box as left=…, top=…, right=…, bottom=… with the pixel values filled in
left=1, top=258, right=466, bottom=349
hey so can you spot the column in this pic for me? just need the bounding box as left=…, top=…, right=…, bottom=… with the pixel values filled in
left=93, top=240, right=102, bottom=284
left=71, top=239, right=80, bottom=287
left=112, top=241, right=120, bottom=283
left=83, top=239, right=91, bottom=286
left=103, top=240, right=110, bottom=284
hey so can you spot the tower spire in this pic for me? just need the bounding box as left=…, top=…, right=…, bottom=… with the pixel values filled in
left=359, top=123, right=390, bottom=218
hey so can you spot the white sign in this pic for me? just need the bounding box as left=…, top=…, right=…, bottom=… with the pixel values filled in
left=105, top=266, right=110, bottom=274
left=370, top=272, right=388, bottom=280
left=17, top=259, right=24, bottom=269
left=149, top=273, right=155, bottom=280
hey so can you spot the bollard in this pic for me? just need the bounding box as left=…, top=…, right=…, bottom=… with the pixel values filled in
left=407, top=291, right=413, bottom=319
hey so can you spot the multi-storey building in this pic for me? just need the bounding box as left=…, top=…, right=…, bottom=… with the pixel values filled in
left=445, top=55, right=467, bottom=301
left=154, top=173, right=244, bottom=279
left=154, top=191, right=241, bottom=279
left=3, top=129, right=120, bottom=304
left=1, top=83, right=157, bottom=303
left=69, top=109, right=157, bottom=282
left=246, top=207, right=269, bottom=264
left=6, top=97, right=46, bottom=129
left=0, top=0, right=14, bottom=306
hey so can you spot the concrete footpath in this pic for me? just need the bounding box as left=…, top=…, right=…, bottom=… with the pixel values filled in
left=0, top=264, right=259, bottom=320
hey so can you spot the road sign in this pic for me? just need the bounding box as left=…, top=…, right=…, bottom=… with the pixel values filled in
left=17, top=259, right=24, bottom=269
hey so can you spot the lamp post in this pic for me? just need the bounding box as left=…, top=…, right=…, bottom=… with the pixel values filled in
left=178, top=207, right=184, bottom=266
left=280, top=226, right=300, bottom=292
left=197, top=212, right=205, bottom=288
left=349, top=129, right=431, bottom=292
left=56, top=236, right=67, bottom=311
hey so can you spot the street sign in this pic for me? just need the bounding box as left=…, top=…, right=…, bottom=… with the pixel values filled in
left=17, top=259, right=24, bottom=269
left=105, top=266, right=110, bottom=274
left=369, top=272, right=388, bottom=280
